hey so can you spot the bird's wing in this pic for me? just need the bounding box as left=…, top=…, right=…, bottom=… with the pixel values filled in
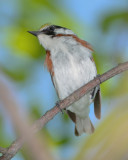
left=44, top=50, right=58, bottom=93
left=56, top=34, right=94, bottom=52
left=66, top=110, right=79, bottom=136
left=44, top=50, right=54, bottom=76
left=94, top=88, right=101, bottom=119
left=73, top=38, right=94, bottom=52
left=66, top=110, right=76, bottom=123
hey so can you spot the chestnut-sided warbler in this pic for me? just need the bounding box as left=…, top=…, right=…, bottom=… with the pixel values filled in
left=28, top=24, right=101, bottom=136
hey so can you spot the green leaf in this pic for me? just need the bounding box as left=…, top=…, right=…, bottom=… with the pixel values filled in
left=0, top=66, right=28, bottom=82
left=101, top=11, right=128, bottom=32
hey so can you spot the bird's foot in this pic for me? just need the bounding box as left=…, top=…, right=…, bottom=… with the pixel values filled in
left=56, top=100, right=63, bottom=114
left=96, top=74, right=101, bottom=92
left=91, top=75, right=101, bottom=99
left=97, top=74, right=102, bottom=84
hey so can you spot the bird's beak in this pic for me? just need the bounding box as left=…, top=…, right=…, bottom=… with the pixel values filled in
left=28, top=31, right=40, bottom=36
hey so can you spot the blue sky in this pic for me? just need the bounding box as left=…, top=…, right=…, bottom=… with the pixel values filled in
left=63, top=0, right=127, bottom=25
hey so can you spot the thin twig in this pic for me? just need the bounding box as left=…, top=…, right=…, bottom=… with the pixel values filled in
left=0, top=147, right=7, bottom=155
left=0, top=61, right=128, bottom=160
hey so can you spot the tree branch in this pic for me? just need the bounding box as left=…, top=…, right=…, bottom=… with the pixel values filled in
left=0, top=148, right=7, bottom=155
left=0, top=61, right=128, bottom=160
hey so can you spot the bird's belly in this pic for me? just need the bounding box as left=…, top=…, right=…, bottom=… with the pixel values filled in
left=52, top=55, right=97, bottom=118
left=69, top=93, right=92, bottom=118
left=53, top=57, right=97, bottom=99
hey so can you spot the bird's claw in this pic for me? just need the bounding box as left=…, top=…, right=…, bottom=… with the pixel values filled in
left=56, top=100, right=63, bottom=114
left=97, top=74, right=102, bottom=84
left=91, top=75, right=101, bottom=99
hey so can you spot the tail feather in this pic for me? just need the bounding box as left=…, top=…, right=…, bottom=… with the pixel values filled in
left=75, top=116, right=94, bottom=136
left=66, top=110, right=94, bottom=136
left=75, top=126, right=79, bottom=136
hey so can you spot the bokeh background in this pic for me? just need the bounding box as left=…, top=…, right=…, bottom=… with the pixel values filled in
left=0, top=0, right=128, bottom=160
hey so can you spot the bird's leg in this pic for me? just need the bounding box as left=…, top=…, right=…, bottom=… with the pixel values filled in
left=96, top=74, right=101, bottom=93
left=56, top=100, right=63, bottom=114
left=97, top=74, right=102, bottom=84
left=91, top=74, right=101, bottom=99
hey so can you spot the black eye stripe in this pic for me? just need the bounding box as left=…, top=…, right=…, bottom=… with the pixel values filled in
left=40, top=25, right=67, bottom=36
left=53, top=25, right=66, bottom=30
left=42, top=26, right=54, bottom=32
left=41, top=27, right=55, bottom=36
left=49, top=26, right=55, bottom=31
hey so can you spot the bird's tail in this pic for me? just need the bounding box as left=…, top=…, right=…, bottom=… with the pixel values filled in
left=75, top=116, right=94, bottom=136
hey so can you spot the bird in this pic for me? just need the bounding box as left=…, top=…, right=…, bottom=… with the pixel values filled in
left=28, top=23, right=101, bottom=136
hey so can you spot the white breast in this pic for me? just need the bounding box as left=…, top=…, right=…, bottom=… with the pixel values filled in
left=50, top=37, right=97, bottom=97
left=51, top=36, right=97, bottom=118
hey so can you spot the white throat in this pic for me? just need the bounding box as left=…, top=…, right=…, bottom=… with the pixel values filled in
left=38, top=34, right=55, bottom=50
left=37, top=28, right=75, bottom=50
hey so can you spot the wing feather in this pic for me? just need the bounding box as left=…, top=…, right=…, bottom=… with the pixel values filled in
left=94, top=88, right=101, bottom=119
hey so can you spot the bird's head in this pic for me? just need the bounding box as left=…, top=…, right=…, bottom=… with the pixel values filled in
left=28, top=23, right=75, bottom=50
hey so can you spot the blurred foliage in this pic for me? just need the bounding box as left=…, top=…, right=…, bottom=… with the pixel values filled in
left=0, top=115, right=9, bottom=148
left=8, top=27, right=44, bottom=59
left=30, top=106, right=70, bottom=146
left=0, top=65, right=28, bottom=82
left=101, top=11, right=128, bottom=32
left=108, top=73, right=128, bottom=97
left=74, top=98, right=128, bottom=160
